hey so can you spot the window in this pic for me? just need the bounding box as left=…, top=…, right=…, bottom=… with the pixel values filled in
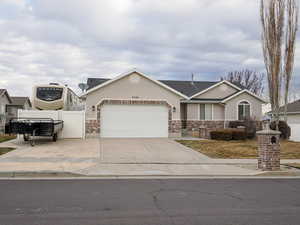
left=36, top=87, right=63, bottom=101
left=199, top=104, right=213, bottom=120
left=238, top=101, right=250, bottom=120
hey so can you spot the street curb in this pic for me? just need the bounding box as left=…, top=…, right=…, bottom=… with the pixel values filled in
left=0, top=171, right=84, bottom=177
left=0, top=172, right=300, bottom=179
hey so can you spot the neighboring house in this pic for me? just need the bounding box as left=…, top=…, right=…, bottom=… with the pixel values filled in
left=6, top=97, right=32, bottom=121
left=277, top=99, right=300, bottom=124
left=0, top=89, right=12, bottom=133
left=82, top=69, right=266, bottom=138
left=277, top=99, right=300, bottom=141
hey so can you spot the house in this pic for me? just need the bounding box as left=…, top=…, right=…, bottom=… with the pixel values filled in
left=82, top=69, right=266, bottom=138
left=0, top=89, right=12, bottom=133
left=278, top=99, right=300, bottom=141
left=6, top=97, right=32, bottom=121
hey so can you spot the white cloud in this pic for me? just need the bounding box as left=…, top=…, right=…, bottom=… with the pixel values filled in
left=0, top=0, right=299, bottom=97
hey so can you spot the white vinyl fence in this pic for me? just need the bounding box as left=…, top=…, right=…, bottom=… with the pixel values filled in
left=289, top=123, right=300, bottom=142
left=18, top=110, right=85, bottom=139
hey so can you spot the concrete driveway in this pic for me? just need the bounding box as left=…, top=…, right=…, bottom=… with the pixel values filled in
left=99, top=138, right=210, bottom=163
left=0, top=138, right=260, bottom=176
left=0, top=138, right=100, bottom=173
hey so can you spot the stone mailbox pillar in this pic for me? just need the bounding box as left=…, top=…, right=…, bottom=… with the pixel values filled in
left=256, top=129, right=281, bottom=171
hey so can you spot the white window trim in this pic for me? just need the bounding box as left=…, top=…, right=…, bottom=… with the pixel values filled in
left=237, top=100, right=252, bottom=120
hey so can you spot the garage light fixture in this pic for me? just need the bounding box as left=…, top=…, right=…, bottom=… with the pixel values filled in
left=172, top=106, right=176, bottom=112
left=92, top=105, right=95, bottom=111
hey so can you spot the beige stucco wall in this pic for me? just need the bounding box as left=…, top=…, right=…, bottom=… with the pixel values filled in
left=224, top=92, right=263, bottom=121
left=194, top=83, right=237, bottom=99
left=213, top=104, right=225, bottom=120
left=85, top=72, right=183, bottom=120
left=186, top=103, right=225, bottom=120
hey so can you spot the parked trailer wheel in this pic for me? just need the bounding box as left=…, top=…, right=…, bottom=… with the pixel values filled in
left=23, top=134, right=29, bottom=141
left=29, top=138, right=35, bottom=147
left=53, top=133, right=57, bottom=142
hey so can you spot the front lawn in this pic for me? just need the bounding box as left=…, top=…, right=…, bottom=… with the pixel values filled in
left=0, top=147, right=15, bottom=156
left=176, top=139, right=300, bottom=159
left=0, top=135, right=16, bottom=143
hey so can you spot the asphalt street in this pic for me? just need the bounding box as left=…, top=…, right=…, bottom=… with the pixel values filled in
left=0, top=179, right=300, bottom=225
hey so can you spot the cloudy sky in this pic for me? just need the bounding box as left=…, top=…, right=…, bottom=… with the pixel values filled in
left=0, top=0, right=300, bottom=97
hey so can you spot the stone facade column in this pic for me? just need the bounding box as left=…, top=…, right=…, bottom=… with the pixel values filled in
left=256, top=129, right=281, bottom=171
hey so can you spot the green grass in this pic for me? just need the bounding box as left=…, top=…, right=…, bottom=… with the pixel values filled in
left=0, top=135, right=16, bottom=143
left=0, top=147, right=15, bottom=156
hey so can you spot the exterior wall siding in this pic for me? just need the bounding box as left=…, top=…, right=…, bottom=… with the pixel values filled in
left=287, top=114, right=300, bottom=124
left=224, top=93, right=263, bottom=121
left=0, top=94, right=10, bottom=133
left=85, top=72, right=183, bottom=120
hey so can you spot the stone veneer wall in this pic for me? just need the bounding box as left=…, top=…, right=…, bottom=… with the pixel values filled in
left=186, top=120, right=225, bottom=138
left=185, top=120, right=263, bottom=139
left=86, top=99, right=181, bottom=137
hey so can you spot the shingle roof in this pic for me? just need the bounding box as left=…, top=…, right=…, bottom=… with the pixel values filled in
left=279, top=99, right=300, bottom=113
left=10, top=97, right=32, bottom=107
left=87, top=78, right=110, bottom=90
left=86, top=78, right=219, bottom=97
left=159, top=80, right=218, bottom=97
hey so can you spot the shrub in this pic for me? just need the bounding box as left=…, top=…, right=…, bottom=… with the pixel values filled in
left=228, top=118, right=257, bottom=139
left=210, top=129, right=232, bottom=141
left=231, top=129, right=247, bottom=140
left=270, top=120, right=291, bottom=139
left=210, top=129, right=246, bottom=141
left=228, top=121, right=245, bottom=128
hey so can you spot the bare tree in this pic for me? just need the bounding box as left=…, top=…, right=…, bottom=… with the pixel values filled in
left=260, top=0, right=286, bottom=128
left=283, top=0, right=298, bottom=122
left=221, top=69, right=264, bottom=96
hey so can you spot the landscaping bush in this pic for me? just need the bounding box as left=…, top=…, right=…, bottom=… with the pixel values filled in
left=210, top=129, right=232, bottom=141
left=270, top=120, right=291, bottom=140
left=210, top=129, right=246, bottom=141
left=228, top=121, right=245, bottom=128
left=231, top=129, right=247, bottom=140
left=228, top=118, right=257, bottom=139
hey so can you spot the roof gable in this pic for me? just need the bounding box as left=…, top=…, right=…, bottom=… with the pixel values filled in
left=189, top=80, right=242, bottom=99
left=83, top=69, right=189, bottom=99
left=221, top=89, right=267, bottom=103
left=10, top=97, right=32, bottom=107
left=0, top=89, right=12, bottom=103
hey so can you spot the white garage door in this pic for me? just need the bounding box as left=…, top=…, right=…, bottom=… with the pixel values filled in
left=289, top=123, right=300, bottom=142
left=100, top=104, right=168, bottom=138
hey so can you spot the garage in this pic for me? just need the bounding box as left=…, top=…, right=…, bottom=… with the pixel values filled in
left=290, top=123, right=300, bottom=141
left=100, top=104, right=169, bottom=138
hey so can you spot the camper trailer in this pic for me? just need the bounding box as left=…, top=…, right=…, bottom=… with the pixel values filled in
left=32, top=83, right=82, bottom=110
